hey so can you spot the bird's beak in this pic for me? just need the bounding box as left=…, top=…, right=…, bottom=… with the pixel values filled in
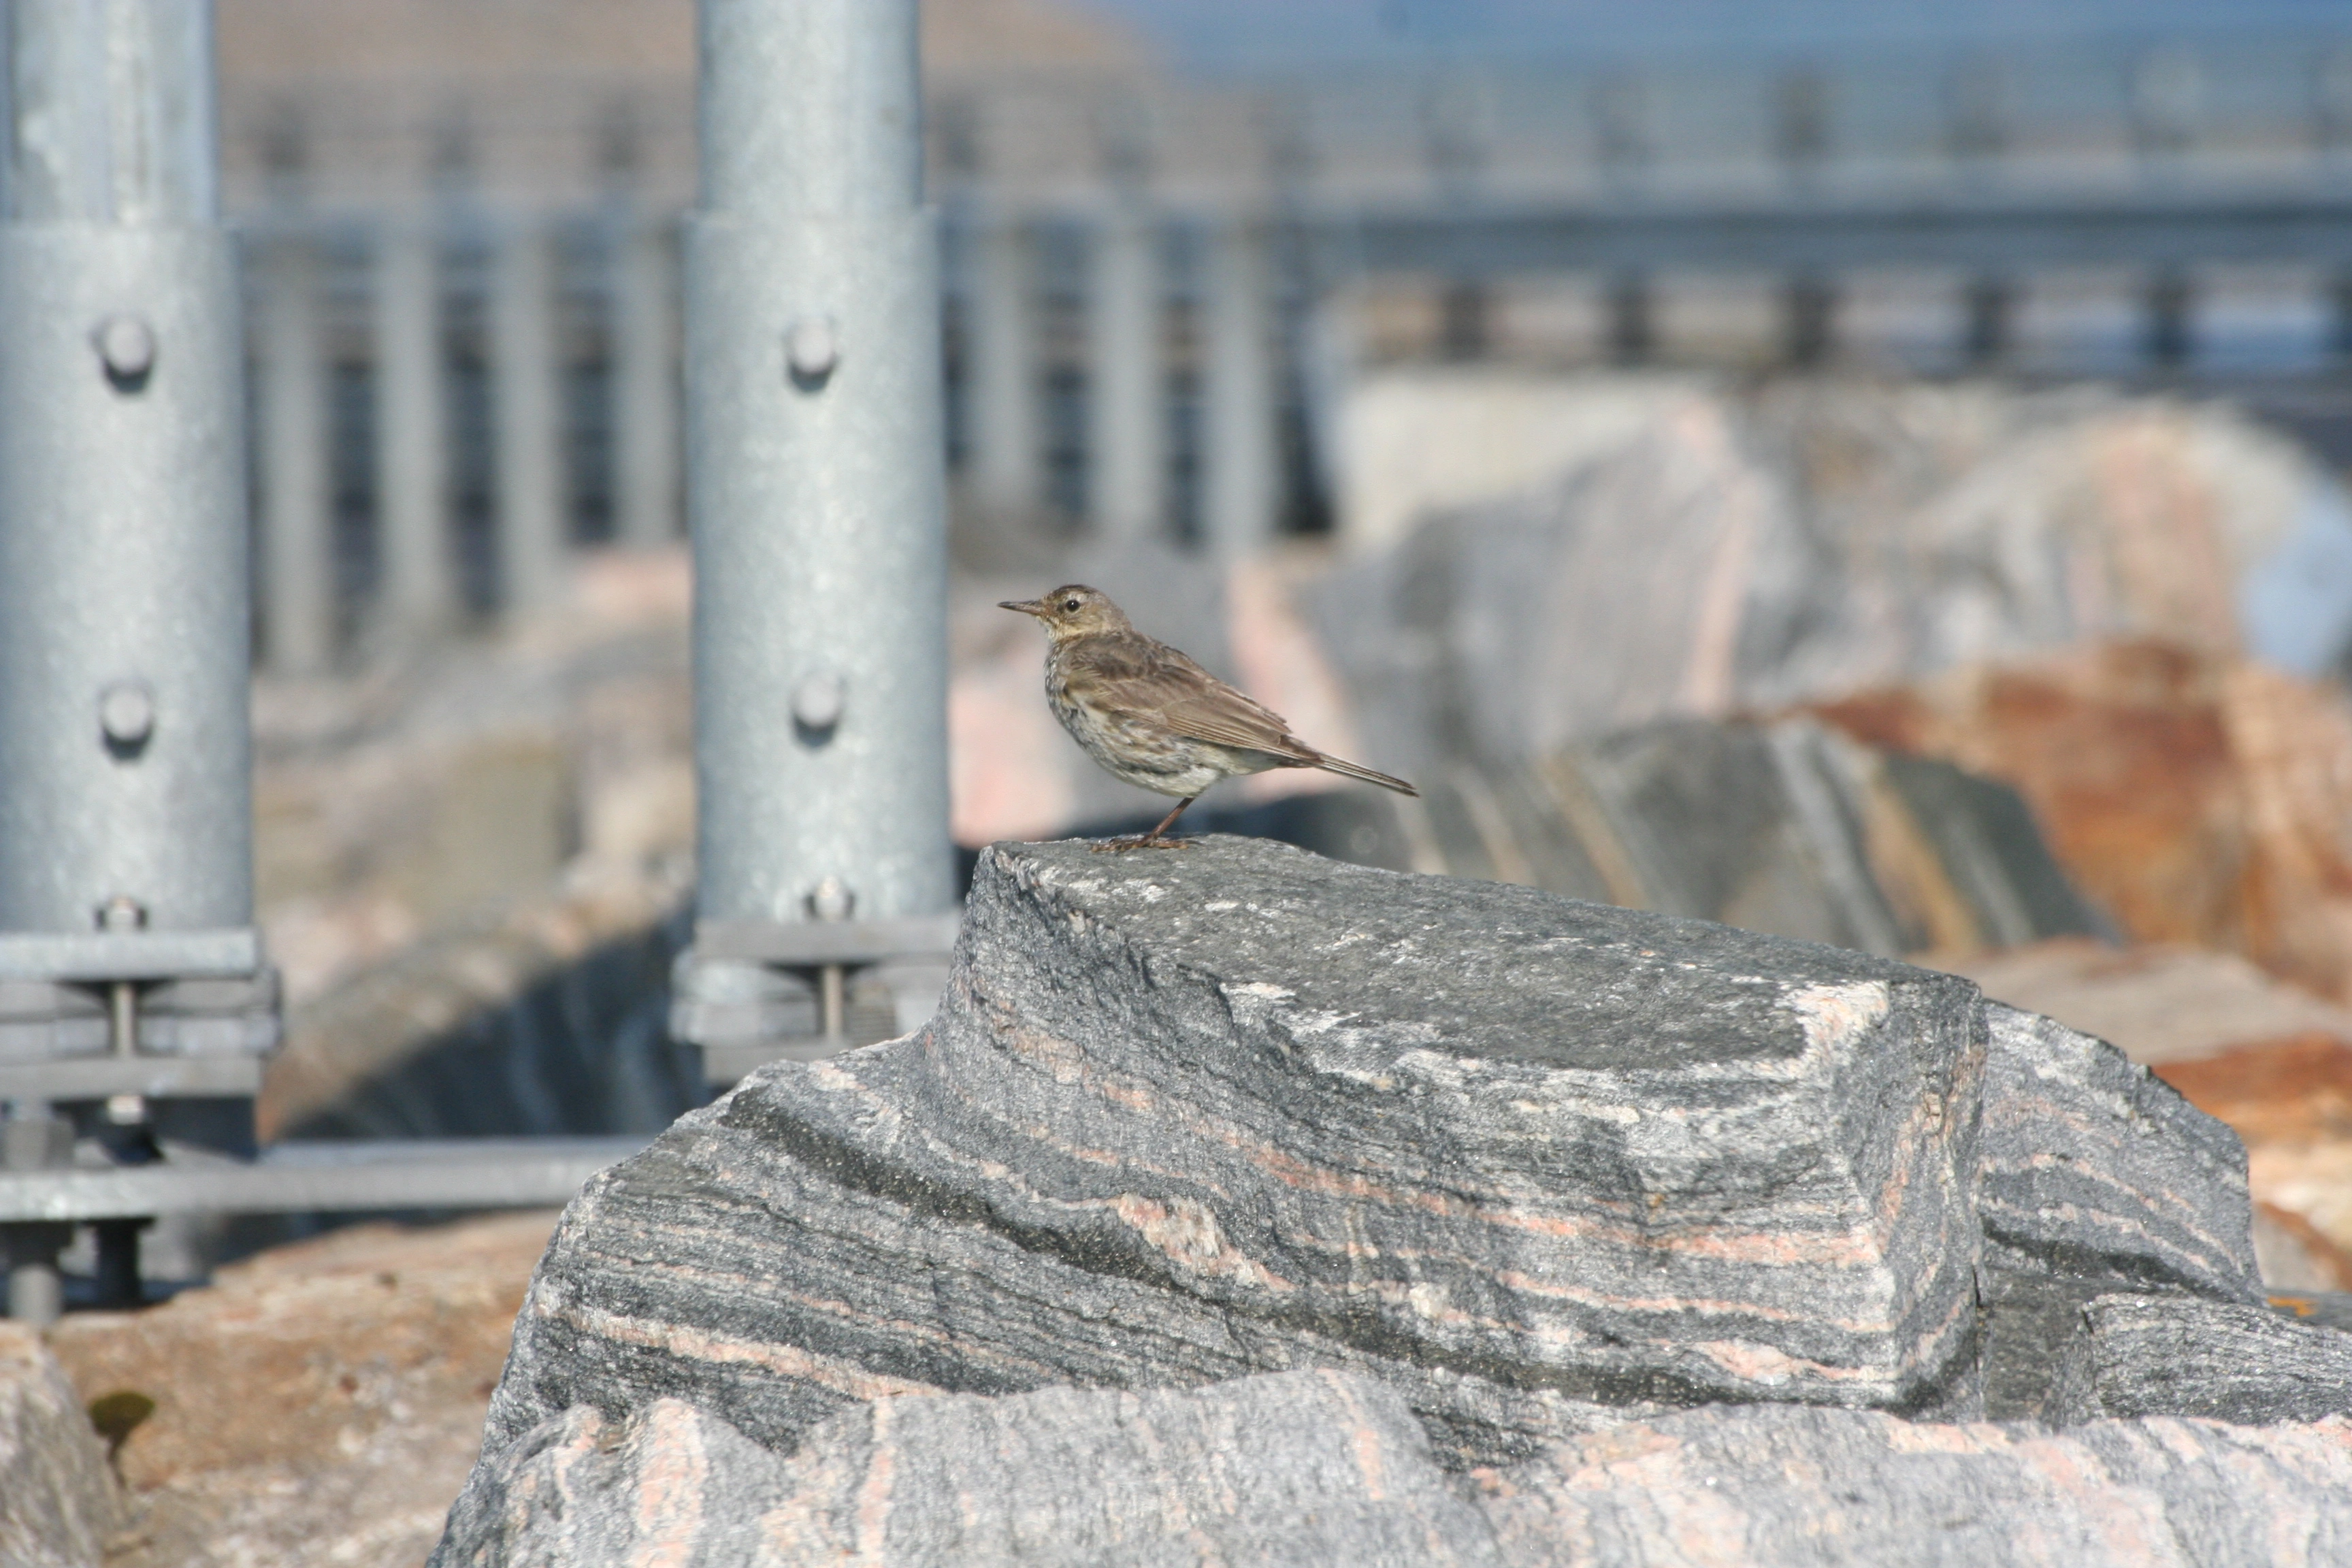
left=998, top=598, right=1048, bottom=619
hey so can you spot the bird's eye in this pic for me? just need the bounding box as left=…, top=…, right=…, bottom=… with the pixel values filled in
left=1062, top=598, right=1080, bottom=612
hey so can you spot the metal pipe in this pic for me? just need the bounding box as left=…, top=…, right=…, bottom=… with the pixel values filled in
left=685, top=0, right=953, bottom=929
left=376, top=218, right=454, bottom=633
left=0, top=0, right=255, bottom=936
left=612, top=210, right=681, bottom=549
left=965, top=210, right=1041, bottom=522
left=257, top=233, right=333, bottom=674
left=491, top=214, right=566, bottom=615
left=1088, top=199, right=1162, bottom=540
left=1201, top=216, right=1279, bottom=560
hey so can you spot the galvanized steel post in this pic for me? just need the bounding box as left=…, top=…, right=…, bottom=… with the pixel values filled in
left=611, top=212, right=681, bottom=549
left=257, top=234, right=333, bottom=673
left=671, top=0, right=956, bottom=1077
left=1087, top=198, right=1164, bottom=540
left=1201, top=216, right=1279, bottom=560
left=376, top=217, right=455, bottom=633
left=491, top=214, right=566, bottom=615
left=0, top=0, right=273, bottom=1318
left=965, top=209, right=1041, bottom=522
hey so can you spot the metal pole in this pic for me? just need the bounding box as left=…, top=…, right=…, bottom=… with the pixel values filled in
left=1200, top=216, right=1279, bottom=560
left=0, top=0, right=255, bottom=935
left=375, top=217, right=455, bottom=633
left=611, top=210, right=681, bottom=549
left=0, top=0, right=270, bottom=1316
left=491, top=214, right=566, bottom=615
left=965, top=209, right=1041, bottom=523
left=1088, top=199, right=1163, bottom=541
left=685, top=0, right=952, bottom=930
left=257, top=234, right=333, bottom=673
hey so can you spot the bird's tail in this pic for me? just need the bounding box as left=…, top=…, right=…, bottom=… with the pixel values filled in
left=1309, top=752, right=1420, bottom=798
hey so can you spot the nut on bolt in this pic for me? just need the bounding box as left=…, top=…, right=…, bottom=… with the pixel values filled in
left=93, top=314, right=157, bottom=387
left=807, top=877, right=856, bottom=922
left=785, top=315, right=840, bottom=385
left=791, top=669, right=846, bottom=734
left=98, top=680, right=156, bottom=749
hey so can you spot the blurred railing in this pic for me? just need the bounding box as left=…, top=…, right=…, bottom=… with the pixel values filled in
left=231, top=33, right=2352, bottom=669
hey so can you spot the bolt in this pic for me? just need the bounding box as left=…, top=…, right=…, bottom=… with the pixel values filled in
left=791, top=669, right=846, bottom=733
left=97, top=896, right=146, bottom=933
left=807, top=877, right=856, bottom=923
left=93, top=314, right=157, bottom=385
left=785, top=315, right=840, bottom=384
left=98, top=681, right=155, bottom=749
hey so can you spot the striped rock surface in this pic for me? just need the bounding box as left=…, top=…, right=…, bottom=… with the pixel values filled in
left=1475, top=1403, right=2352, bottom=1568
left=474, top=836, right=1990, bottom=1473
left=435, top=1373, right=2352, bottom=1568
left=2049, top=1294, right=2352, bottom=1426
left=1973, top=1002, right=2264, bottom=1418
left=436, top=1370, right=1502, bottom=1568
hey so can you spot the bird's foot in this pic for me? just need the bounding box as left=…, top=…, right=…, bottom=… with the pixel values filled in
left=1090, top=833, right=1193, bottom=853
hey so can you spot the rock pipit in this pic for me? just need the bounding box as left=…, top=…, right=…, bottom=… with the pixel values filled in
left=1000, top=584, right=1419, bottom=850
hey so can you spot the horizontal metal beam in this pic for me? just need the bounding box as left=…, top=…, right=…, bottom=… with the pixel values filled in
left=0, top=928, right=260, bottom=982
left=0, top=1136, right=651, bottom=1222
left=1316, top=184, right=2352, bottom=278
left=693, top=915, right=961, bottom=967
left=0, top=1054, right=263, bottom=1102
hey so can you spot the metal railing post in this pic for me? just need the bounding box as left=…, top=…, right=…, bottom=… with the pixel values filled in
left=670, top=0, right=957, bottom=1083
left=257, top=233, right=333, bottom=673
left=1088, top=198, right=1164, bottom=541
left=491, top=214, right=566, bottom=615
left=1201, top=216, right=1279, bottom=560
left=0, top=0, right=276, bottom=1316
left=611, top=210, right=681, bottom=549
left=376, top=217, right=455, bottom=634
left=965, top=209, right=1042, bottom=523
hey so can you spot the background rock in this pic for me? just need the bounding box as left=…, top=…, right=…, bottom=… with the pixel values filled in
left=0, top=1323, right=118, bottom=1568
left=45, top=1211, right=556, bottom=1568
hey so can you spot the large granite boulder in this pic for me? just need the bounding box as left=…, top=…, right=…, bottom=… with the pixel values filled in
left=470, top=837, right=1991, bottom=1479
left=436, top=1373, right=2352, bottom=1567
left=435, top=836, right=2311, bottom=1563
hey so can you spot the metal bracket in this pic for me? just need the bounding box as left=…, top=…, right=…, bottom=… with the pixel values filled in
left=670, top=914, right=959, bottom=1088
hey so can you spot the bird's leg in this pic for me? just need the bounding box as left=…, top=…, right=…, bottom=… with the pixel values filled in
left=1094, top=796, right=1198, bottom=853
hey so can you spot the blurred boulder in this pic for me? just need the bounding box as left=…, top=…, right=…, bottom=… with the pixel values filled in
left=47, top=1212, right=557, bottom=1568
left=1399, top=716, right=2102, bottom=961
left=1812, top=641, right=2352, bottom=1005
left=0, top=1324, right=118, bottom=1568
left=1313, top=376, right=2352, bottom=785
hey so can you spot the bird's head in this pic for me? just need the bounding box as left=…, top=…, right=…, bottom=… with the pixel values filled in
left=998, top=584, right=1132, bottom=642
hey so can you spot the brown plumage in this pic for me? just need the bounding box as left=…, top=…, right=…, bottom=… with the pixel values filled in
left=999, top=584, right=1418, bottom=851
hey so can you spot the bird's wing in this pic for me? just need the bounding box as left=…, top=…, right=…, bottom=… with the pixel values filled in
left=1141, top=649, right=1314, bottom=760
left=1066, top=636, right=1312, bottom=759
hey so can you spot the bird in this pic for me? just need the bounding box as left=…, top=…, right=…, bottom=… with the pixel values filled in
left=999, top=584, right=1418, bottom=851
